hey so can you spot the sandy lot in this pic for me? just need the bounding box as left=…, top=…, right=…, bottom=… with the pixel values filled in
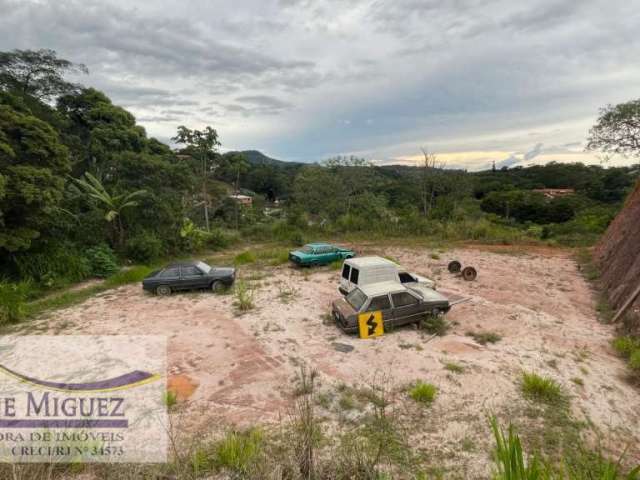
left=27, top=245, right=640, bottom=476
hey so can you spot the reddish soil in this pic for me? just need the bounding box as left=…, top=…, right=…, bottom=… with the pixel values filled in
left=28, top=245, right=640, bottom=476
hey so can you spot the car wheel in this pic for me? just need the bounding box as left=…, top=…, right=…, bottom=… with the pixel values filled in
left=211, top=280, right=225, bottom=293
left=156, top=285, right=171, bottom=296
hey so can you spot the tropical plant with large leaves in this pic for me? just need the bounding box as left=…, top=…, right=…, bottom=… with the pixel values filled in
left=73, top=172, right=147, bottom=248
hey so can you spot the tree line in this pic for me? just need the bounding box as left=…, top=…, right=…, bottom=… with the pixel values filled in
left=1, top=49, right=639, bottom=292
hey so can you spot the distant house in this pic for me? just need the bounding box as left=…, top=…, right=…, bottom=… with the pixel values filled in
left=228, top=194, right=253, bottom=206
left=532, top=188, right=575, bottom=199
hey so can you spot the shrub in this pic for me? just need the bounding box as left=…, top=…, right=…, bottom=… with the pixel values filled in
left=207, top=229, right=237, bottom=250
left=521, top=372, right=565, bottom=405
left=408, top=381, right=437, bottom=405
left=125, top=232, right=163, bottom=263
left=233, top=281, right=254, bottom=312
left=629, top=350, right=640, bottom=373
left=0, top=281, right=30, bottom=325
left=612, top=336, right=640, bottom=358
left=85, top=244, right=119, bottom=278
left=420, top=315, right=450, bottom=336
left=14, top=243, right=91, bottom=287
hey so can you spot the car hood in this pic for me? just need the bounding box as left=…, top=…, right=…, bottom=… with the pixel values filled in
left=332, top=297, right=357, bottom=318
left=413, top=274, right=436, bottom=289
left=212, top=267, right=235, bottom=276
left=407, top=285, right=449, bottom=304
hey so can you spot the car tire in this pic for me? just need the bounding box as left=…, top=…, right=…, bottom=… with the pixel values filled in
left=156, top=285, right=171, bottom=296
left=211, top=280, right=224, bottom=293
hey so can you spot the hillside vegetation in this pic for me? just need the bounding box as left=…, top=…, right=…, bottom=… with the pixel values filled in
left=0, top=48, right=638, bottom=322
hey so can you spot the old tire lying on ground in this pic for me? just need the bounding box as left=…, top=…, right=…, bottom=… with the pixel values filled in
left=462, top=266, right=477, bottom=281
left=448, top=260, right=462, bottom=273
left=156, top=285, right=171, bottom=296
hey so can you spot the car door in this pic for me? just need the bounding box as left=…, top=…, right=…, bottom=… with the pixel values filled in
left=157, top=267, right=181, bottom=289
left=365, top=294, right=394, bottom=326
left=180, top=265, right=207, bottom=290
left=390, top=291, right=423, bottom=326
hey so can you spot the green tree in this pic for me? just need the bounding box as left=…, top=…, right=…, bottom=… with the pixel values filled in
left=587, top=99, right=640, bottom=157
left=72, top=172, right=146, bottom=248
left=0, top=49, right=87, bottom=101
left=0, top=104, right=70, bottom=252
left=172, top=126, right=221, bottom=231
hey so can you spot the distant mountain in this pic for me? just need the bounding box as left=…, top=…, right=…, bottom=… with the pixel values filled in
left=235, top=150, right=303, bottom=167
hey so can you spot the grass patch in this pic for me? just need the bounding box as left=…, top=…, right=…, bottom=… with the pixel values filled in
left=570, top=377, right=584, bottom=387
left=234, top=250, right=257, bottom=265
left=408, top=381, right=438, bottom=405
left=328, top=259, right=343, bottom=270
left=443, top=362, right=465, bottom=374
left=466, top=330, right=502, bottom=345
left=430, top=252, right=440, bottom=260
left=521, top=372, right=566, bottom=405
left=575, top=248, right=600, bottom=281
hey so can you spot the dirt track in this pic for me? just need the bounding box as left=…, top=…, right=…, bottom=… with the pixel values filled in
left=30, top=245, right=640, bottom=476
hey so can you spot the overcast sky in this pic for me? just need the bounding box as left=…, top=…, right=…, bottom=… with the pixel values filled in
left=2, top=0, right=639, bottom=169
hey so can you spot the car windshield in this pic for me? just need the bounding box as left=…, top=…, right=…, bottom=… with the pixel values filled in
left=195, top=261, right=211, bottom=274
left=300, top=245, right=315, bottom=253
left=346, top=289, right=368, bottom=311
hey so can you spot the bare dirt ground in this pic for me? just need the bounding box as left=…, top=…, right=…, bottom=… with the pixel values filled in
left=26, top=245, right=640, bottom=477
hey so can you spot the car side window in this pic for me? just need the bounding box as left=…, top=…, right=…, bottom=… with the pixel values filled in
left=182, top=266, right=202, bottom=276
left=398, top=272, right=415, bottom=283
left=342, top=264, right=351, bottom=280
left=159, top=267, right=180, bottom=278
left=350, top=267, right=359, bottom=284
left=368, top=295, right=391, bottom=311
left=391, top=292, right=419, bottom=307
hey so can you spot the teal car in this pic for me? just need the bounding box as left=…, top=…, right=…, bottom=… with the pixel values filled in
left=289, top=243, right=355, bottom=266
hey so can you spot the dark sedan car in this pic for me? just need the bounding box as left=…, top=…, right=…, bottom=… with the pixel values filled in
left=142, top=261, right=235, bottom=295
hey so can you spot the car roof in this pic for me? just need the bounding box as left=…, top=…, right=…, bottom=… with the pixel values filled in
left=345, top=256, right=397, bottom=268
left=359, top=281, right=407, bottom=297
left=164, top=261, right=202, bottom=268
left=305, top=242, right=335, bottom=248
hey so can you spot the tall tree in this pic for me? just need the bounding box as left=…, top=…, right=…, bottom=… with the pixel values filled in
left=0, top=49, right=87, bottom=101
left=419, top=148, right=445, bottom=217
left=587, top=99, right=640, bottom=157
left=172, top=126, right=221, bottom=231
left=0, top=104, right=70, bottom=252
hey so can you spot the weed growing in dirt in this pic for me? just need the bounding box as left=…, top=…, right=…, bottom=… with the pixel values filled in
left=420, top=314, right=450, bottom=336
left=164, top=390, right=178, bottom=409
left=233, top=280, right=255, bottom=312
left=444, top=362, right=465, bottom=374
left=491, top=416, right=548, bottom=479
left=430, top=252, right=440, bottom=260
left=571, top=377, right=584, bottom=387
left=408, top=381, right=438, bottom=405
left=521, top=372, right=566, bottom=405
left=256, top=248, right=290, bottom=266
left=612, top=335, right=640, bottom=380
left=467, top=330, right=502, bottom=345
